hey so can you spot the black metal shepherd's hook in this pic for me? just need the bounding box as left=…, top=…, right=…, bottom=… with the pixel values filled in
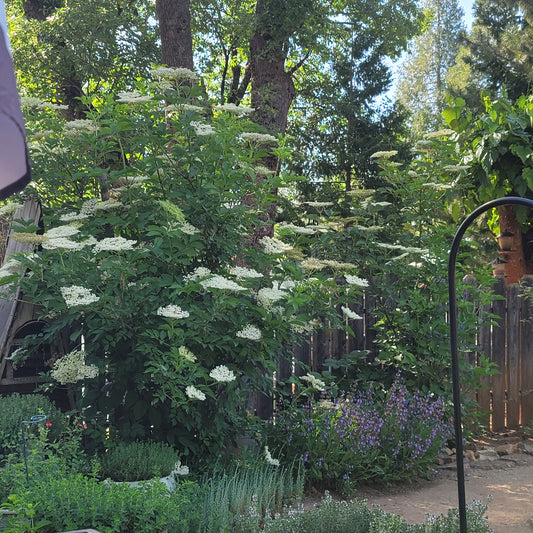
left=448, top=196, right=533, bottom=533
left=21, top=414, right=47, bottom=488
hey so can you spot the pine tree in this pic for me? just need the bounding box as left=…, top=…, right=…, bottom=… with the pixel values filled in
left=396, top=0, right=465, bottom=135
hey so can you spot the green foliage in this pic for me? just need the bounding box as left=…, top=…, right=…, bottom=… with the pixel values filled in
left=267, top=377, right=452, bottom=494
left=7, top=0, right=158, bottom=115
left=98, top=441, right=180, bottom=481
left=5, top=473, right=201, bottom=533
left=12, top=72, right=362, bottom=463
left=396, top=0, right=466, bottom=136
left=0, top=394, right=68, bottom=460
left=259, top=493, right=492, bottom=533
left=201, top=462, right=304, bottom=532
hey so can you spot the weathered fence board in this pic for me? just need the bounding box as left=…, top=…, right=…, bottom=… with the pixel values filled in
left=256, top=274, right=533, bottom=433
left=521, top=277, right=533, bottom=426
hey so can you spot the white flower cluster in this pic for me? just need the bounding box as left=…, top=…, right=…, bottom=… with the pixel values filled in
left=185, top=266, right=212, bottom=281
left=171, top=460, right=189, bottom=476
left=341, top=306, right=363, bottom=320
left=424, top=129, right=454, bottom=138
left=178, top=222, right=201, bottom=235
left=278, top=222, right=316, bottom=235
left=92, top=237, right=137, bottom=253
left=369, top=150, right=398, bottom=159
left=42, top=237, right=84, bottom=251
left=116, top=91, right=153, bottom=104
left=200, top=275, right=247, bottom=292
left=178, top=346, right=196, bottom=362
left=375, top=243, right=428, bottom=254
left=300, top=257, right=325, bottom=271
left=344, top=274, right=369, bottom=287
left=60, top=285, right=100, bottom=307
left=241, top=132, right=278, bottom=144
left=209, top=365, right=236, bottom=383
left=59, top=212, right=88, bottom=222
left=81, top=198, right=99, bottom=216
left=229, top=266, right=263, bottom=279
left=260, top=236, right=292, bottom=255
left=185, top=385, right=206, bottom=401
left=264, top=446, right=280, bottom=467
left=0, top=202, right=22, bottom=218
left=191, top=121, right=216, bottom=136
left=157, top=305, right=190, bottom=319
left=300, top=373, right=326, bottom=391
left=257, top=286, right=287, bottom=309
left=50, top=350, right=99, bottom=385
left=44, top=225, right=80, bottom=239
left=94, top=200, right=123, bottom=211
left=214, top=103, right=254, bottom=115
left=303, top=201, right=334, bottom=208
left=151, top=67, right=199, bottom=82
left=11, top=233, right=47, bottom=245
left=236, top=324, right=261, bottom=341
left=63, top=119, right=98, bottom=135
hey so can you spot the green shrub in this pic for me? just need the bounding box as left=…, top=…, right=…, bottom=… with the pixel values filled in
left=269, top=376, right=452, bottom=493
left=6, top=473, right=201, bottom=533
left=98, top=440, right=180, bottom=481
left=259, top=493, right=492, bottom=533
left=0, top=394, right=68, bottom=460
left=201, top=462, right=304, bottom=532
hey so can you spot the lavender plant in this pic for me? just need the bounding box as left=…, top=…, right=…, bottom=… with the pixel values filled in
left=269, top=375, right=452, bottom=493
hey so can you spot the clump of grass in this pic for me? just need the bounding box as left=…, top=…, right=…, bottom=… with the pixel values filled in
left=200, top=461, right=304, bottom=532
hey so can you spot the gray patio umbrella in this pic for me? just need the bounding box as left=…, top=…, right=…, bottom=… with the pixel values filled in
left=0, top=2, right=31, bottom=201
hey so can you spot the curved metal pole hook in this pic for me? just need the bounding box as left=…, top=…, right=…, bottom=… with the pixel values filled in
left=449, top=196, right=533, bottom=533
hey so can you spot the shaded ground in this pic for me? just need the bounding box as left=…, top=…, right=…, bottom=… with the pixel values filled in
left=357, top=453, right=533, bottom=533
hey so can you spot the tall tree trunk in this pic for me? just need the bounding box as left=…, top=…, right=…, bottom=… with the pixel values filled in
left=156, top=0, right=194, bottom=69
left=249, top=1, right=295, bottom=135
left=245, top=0, right=297, bottom=245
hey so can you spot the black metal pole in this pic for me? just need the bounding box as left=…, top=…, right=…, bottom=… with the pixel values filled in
left=448, top=196, right=533, bottom=533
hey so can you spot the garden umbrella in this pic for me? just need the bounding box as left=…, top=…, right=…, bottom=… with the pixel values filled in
left=0, top=0, right=31, bottom=201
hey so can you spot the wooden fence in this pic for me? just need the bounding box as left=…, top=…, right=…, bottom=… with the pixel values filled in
left=256, top=275, right=533, bottom=433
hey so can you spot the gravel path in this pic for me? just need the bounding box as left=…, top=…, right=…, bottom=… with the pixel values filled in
left=357, top=453, right=533, bottom=533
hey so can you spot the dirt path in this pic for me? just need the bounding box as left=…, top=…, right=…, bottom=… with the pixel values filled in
left=356, top=453, right=533, bottom=532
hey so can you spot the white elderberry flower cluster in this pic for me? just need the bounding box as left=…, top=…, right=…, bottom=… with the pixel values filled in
left=300, top=373, right=326, bottom=391
left=44, top=225, right=80, bottom=239
left=151, top=67, right=199, bottom=82
left=200, top=275, right=247, bottom=292
left=191, top=121, right=216, bottom=136
left=341, top=306, right=363, bottom=320
left=171, top=461, right=189, bottom=476
left=260, top=236, right=292, bottom=255
left=257, top=286, right=287, bottom=309
left=369, top=150, right=398, bottom=159
left=178, top=346, right=196, bottom=362
left=241, top=132, right=278, bottom=144
left=0, top=202, right=22, bottom=218
left=236, top=324, right=261, bottom=341
left=50, top=350, right=98, bottom=385
left=185, top=385, right=206, bottom=401
left=60, top=285, right=100, bottom=307
left=209, top=365, right=236, bottom=383
left=344, top=274, right=369, bottom=287
left=92, top=237, right=137, bottom=253
left=264, top=446, right=280, bottom=467
left=157, top=305, right=190, bottom=319
left=214, top=103, right=254, bottom=115
left=229, top=266, right=264, bottom=279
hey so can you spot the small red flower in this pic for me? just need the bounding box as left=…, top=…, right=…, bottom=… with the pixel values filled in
left=45, top=421, right=52, bottom=427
